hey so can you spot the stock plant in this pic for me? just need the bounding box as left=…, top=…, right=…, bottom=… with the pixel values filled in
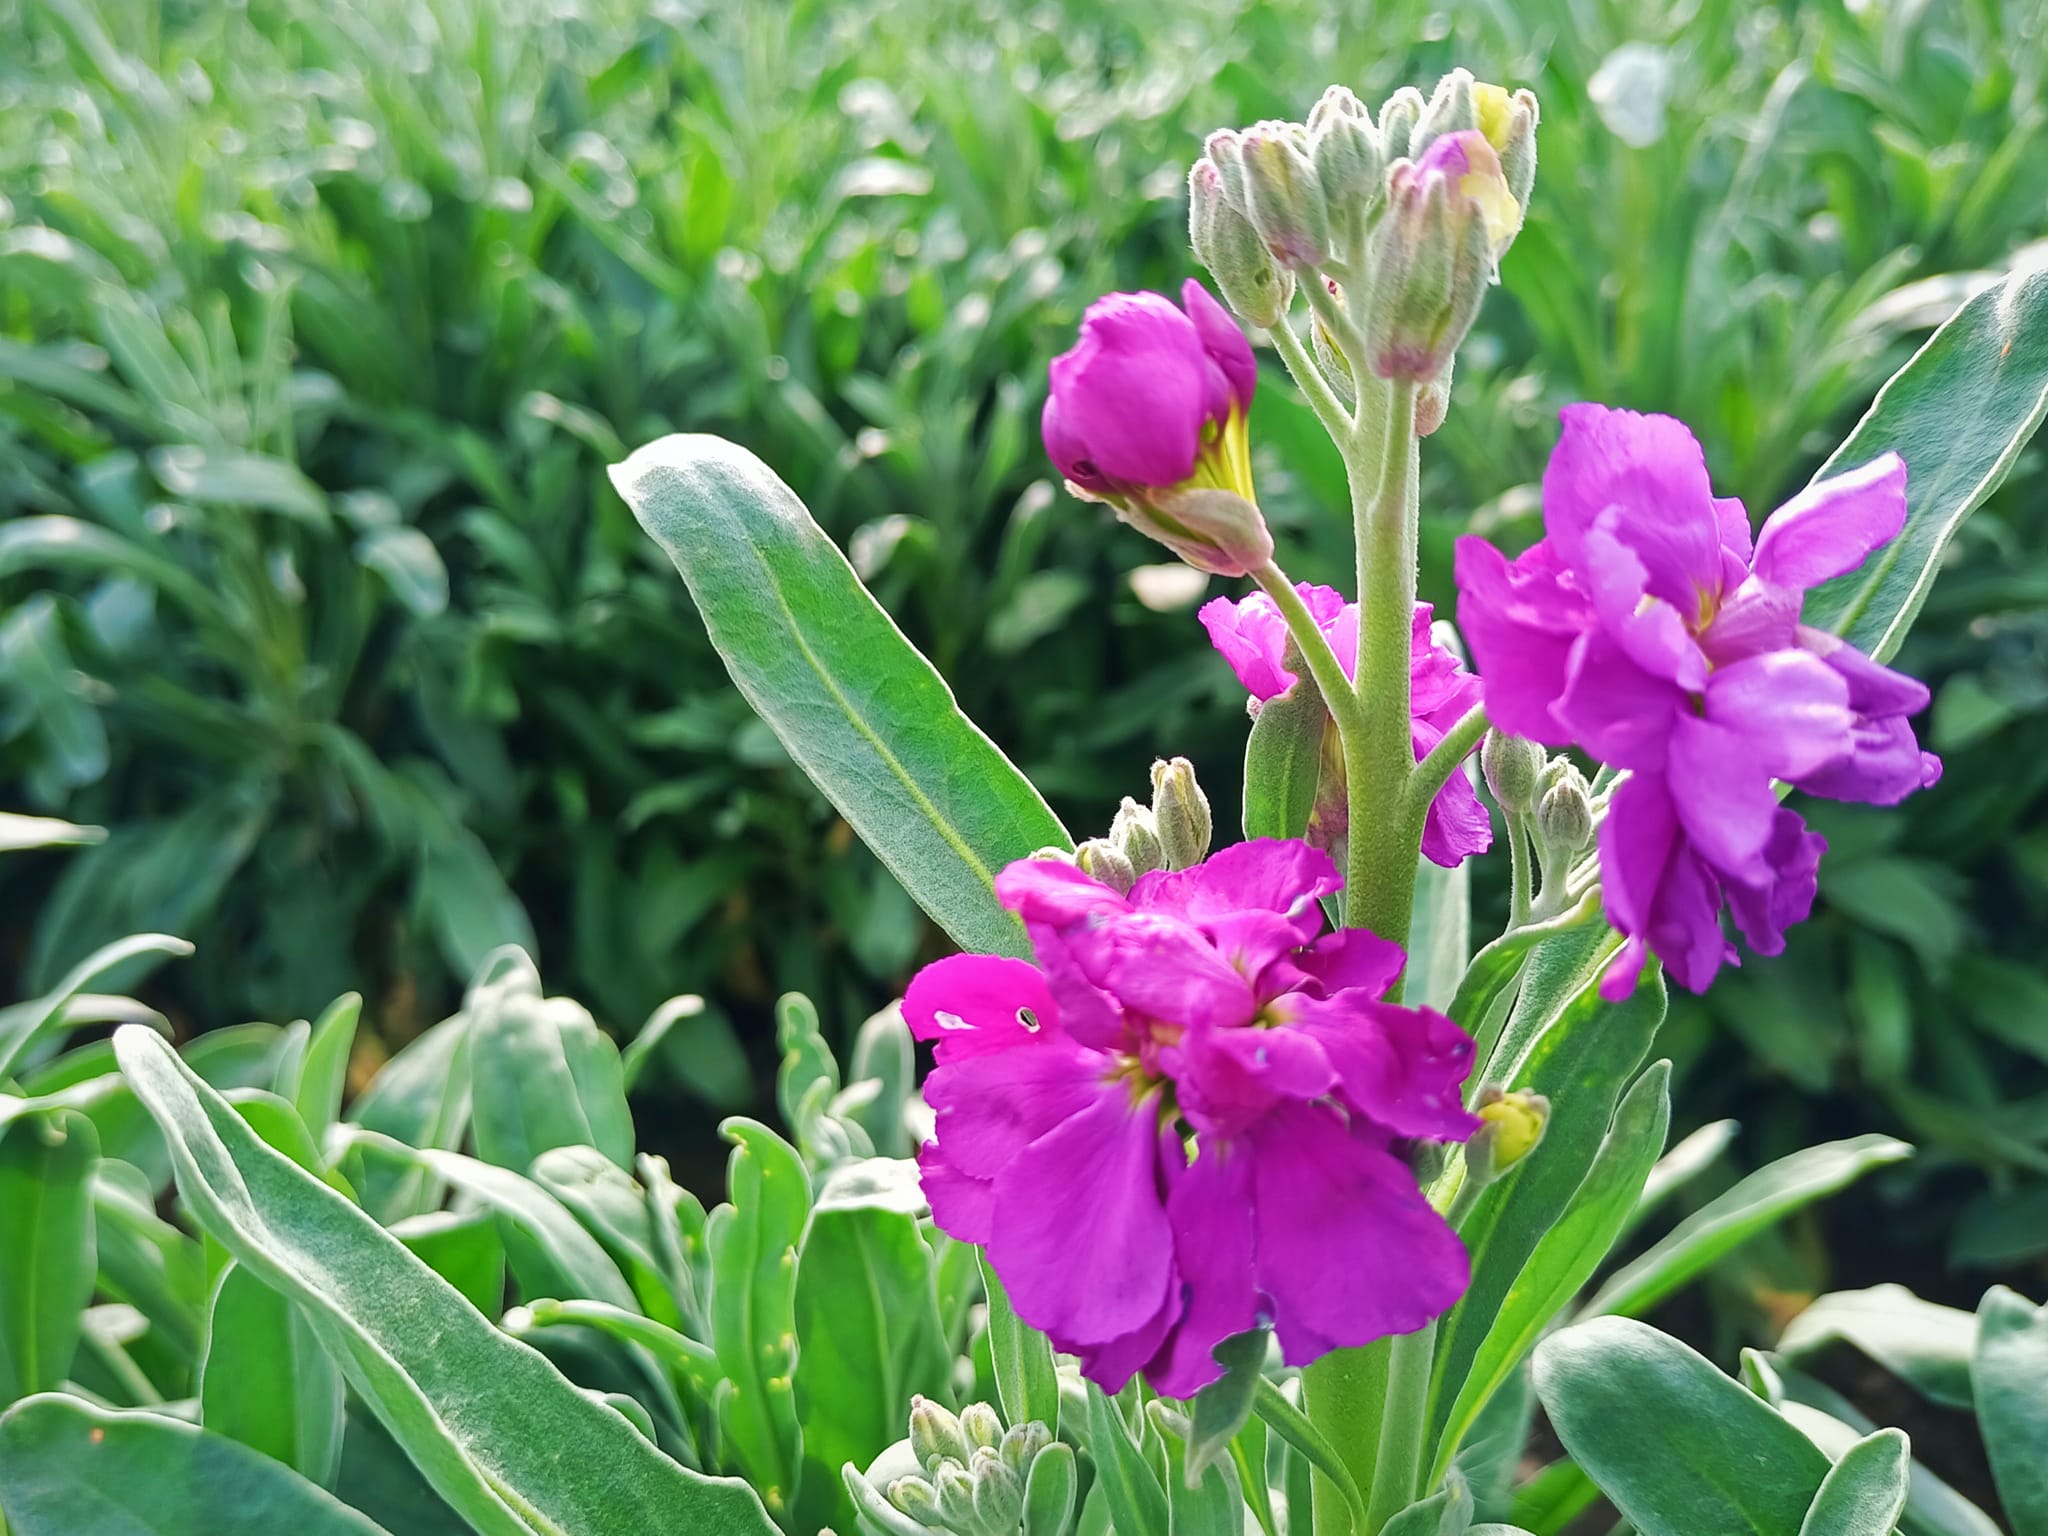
left=6, top=57, right=2045, bottom=1536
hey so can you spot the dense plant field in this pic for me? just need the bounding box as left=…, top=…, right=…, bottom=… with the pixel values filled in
left=3, top=5, right=2048, bottom=1530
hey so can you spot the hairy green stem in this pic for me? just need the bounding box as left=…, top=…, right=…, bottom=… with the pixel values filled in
left=1506, top=812, right=1534, bottom=929
left=1410, top=702, right=1488, bottom=813
left=1365, top=1318, right=1438, bottom=1530
left=1267, top=315, right=1352, bottom=444
left=1251, top=561, right=1367, bottom=738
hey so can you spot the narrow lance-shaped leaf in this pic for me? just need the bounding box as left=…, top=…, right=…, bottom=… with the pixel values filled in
left=200, top=1262, right=346, bottom=1487
left=466, top=949, right=633, bottom=1174
left=1796, top=1428, right=1910, bottom=1536
left=0, top=1394, right=390, bottom=1536
left=112, top=1026, right=778, bottom=1536
left=612, top=435, right=1070, bottom=958
left=1973, top=1285, right=2048, bottom=1531
left=0, top=1110, right=99, bottom=1404
left=1804, top=267, right=2048, bottom=660
left=981, top=1253, right=1060, bottom=1439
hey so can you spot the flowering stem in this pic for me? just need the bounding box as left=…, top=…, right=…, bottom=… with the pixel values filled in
left=1506, top=813, right=1534, bottom=928
left=1409, top=702, right=1488, bottom=816
left=1267, top=315, right=1352, bottom=444
left=1251, top=562, right=1367, bottom=741
left=1366, top=1318, right=1437, bottom=1530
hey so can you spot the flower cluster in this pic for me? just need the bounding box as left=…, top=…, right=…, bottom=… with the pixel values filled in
left=1455, top=404, right=1941, bottom=998
left=1199, top=585, right=1492, bottom=866
left=907, top=840, right=1477, bottom=1397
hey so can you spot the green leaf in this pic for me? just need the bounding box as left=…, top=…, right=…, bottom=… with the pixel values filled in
left=793, top=1166, right=953, bottom=1534
left=389, top=1210, right=504, bottom=1318
left=1409, top=854, right=1472, bottom=1016
left=708, top=1116, right=810, bottom=1523
left=1429, top=966, right=1666, bottom=1453
left=981, top=1253, right=1061, bottom=1439
left=0, top=932, right=191, bottom=1083
left=1147, top=1401, right=1245, bottom=1536
left=1534, top=1316, right=1831, bottom=1536
left=345, top=1017, right=471, bottom=1224
left=1024, top=1441, right=1079, bottom=1536
left=91, top=1159, right=207, bottom=1360
left=466, top=950, right=633, bottom=1173
left=1583, top=1134, right=1913, bottom=1321
left=531, top=1145, right=686, bottom=1328
left=1626, top=1119, right=1737, bottom=1238
left=0, top=1111, right=99, bottom=1403
left=1382, top=1469, right=1475, bottom=1536
left=1250, top=1377, right=1367, bottom=1532
left=1241, top=661, right=1327, bottom=843
left=1432, top=1061, right=1672, bottom=1484
left=0, top=1394, right=390, bottom=1535
left=1777, top=1286, right=1976, bottom=1411
left=200, top=1263, right=345, bottom=1486
left=1184, top=1328, right=1266, bottom=1485
left=612, top=435, right=1069, bottom=958
left=112, top=1026, right=778, bottom=1536
left=1803, top=266, right=2048, bottom=660
left=1084, top=1382, right=1168, bottom=1536
left=1797, top=1428, right=1910, bottom=1536
left=294, top=993, right=361, bottom=1141
left=0, top=812, right=104, bottom=853
left=1972, top=1286, right=2048, bottom=1530
left=150, top=446, right=329, bottom=524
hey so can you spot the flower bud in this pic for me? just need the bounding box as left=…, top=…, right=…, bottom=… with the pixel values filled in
left=1412, top=68, right=1479, bottom=156
left=1414, top=356, right=1453, bottom=437
left=1239, top=119, right=1330, bottom=270
left=960, top=1401, right=1005, bottom=1453
left=1112, top=486, right=1273, bottom=578
left=1310, top=278, right=1357, bottom=406
left=970, top=1447, right=1024, bottom=1532
left=1363, top=129, right=1521, bottom=381
left=1376, top=86, right=1425, bottom=160
left=1480, top=730, right=1545, bottom=814
left=1307, top=85, right=1382, bottom=265
left=1535, top=760, right=1593, bottom=854
left=934, top=1462, right=981, bottom=1534
left=1075, top=838, right=1136, bottom=895
left=1203, top=128, right=1251, bottom=213
left=1476, top=83, right=1540, bottom=212
left=1109, top=797, right=1165, bottom=877
left=910, top=1395, right=973, bottom=1471
left=1026, top=845, right=1076, bottom=865
left=1190, top=158, right=1293, bottom=329
left=1150, top=756, right=1212, bottom=871
left=1466, top=1086, right=1549, bottom=1187
left=999, top=1420, right=1051, bottom=1481
left=888, top=1475, right=943, bottom=1524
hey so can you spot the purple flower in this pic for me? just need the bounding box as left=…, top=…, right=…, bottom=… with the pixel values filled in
left=907, top=840, right=1477, bottom=1397
left=1453, top=404, right=1941, bottom=997
left=1198, top=584, right=1493, bottom=866
left=1042, top=279, right=1256, bottom=497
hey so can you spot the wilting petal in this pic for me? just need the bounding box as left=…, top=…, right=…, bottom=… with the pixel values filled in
left=905, top=954, right=1062, bottom=1062
left=1250, top=1105, right=1469, bottom=1363
left=1751, top=452, right=1907, bottom=593
left=1555, top=628, right=1689, bottom=771
left=1145, top=1141, right=1262, bottom=1398
left=1701, top=650, right=1854, bottom=782
left=1724, top=808, right=1825, bottom=958
left=1665, top=714, right=1784, bottom=882
left=1452, top=535, right=1588, bottom=744
left=990, top=1083, right=1177, bottom=1346
left=1543, top=405, right=1725, bottom=608
left=1280, top=994, right=1478, bottom=1141
left=1795, top=716, right=1942, bottom=805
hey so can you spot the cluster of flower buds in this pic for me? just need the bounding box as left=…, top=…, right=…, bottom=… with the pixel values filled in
left=1189, top=69, right=1538, bottom=427
left=880, top=1397, right=1061, bottom=1536
left=1070, top=756, right=1213, bottom=894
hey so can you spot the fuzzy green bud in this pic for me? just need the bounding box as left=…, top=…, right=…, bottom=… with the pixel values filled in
left=1376, top=86, right=1426, bottom=159
left=1306, top=85, right=1382, bottom=266
left=1107, top=485, right=1274, bottom=578
left=1480, top=729, right=1545, bottom=815
left=1190, top=157, right=1293, bottom=328
left=1203, top=127, right=1250, bottom=212
left=888, top=1475, right=943, bottom=1524
left=1150, top=756, right=1212, bottom=871
left=910, top=1395, right=973, bottom=1472
left=1075, top=837, right=1136, bottom=896
left=970, top=1447, right=1024, bottom=1532
left=999, top=1420, right=1051, bottom=1481
left=1466, top=1086, right=1550, bottom=1187
left=959, top=1401, right=1004, bottom=1453
left=1535, top=760, right=1594, bottom=854
left=1110, top=796, right=1165, bottom=877
left=934, top=1463, right=981, bottom=1533
left=1238, top=119, right=1329, bottom=270
left=1411, top=68, right=1480, bottom=156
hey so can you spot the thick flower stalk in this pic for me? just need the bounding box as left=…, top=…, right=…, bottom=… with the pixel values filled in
left=1199, top=584, right=1492, bottom=866
left=1455, top=404, right=1942, bottom=998
left=906, top=840, right=1477, bottom=1398
left=1041, top=279, right=1271, bottom=576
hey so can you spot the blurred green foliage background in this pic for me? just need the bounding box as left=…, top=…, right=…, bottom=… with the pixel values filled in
left=2, top=0, right=2044, bottom=1306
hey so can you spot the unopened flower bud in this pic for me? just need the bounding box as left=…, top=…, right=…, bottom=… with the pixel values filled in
left=1535, top=761, right=1593, bottom=853
left=1307, top=85, right=1382, bottom=265
left=1412, top=68, right=1480, bottom=155
left=934, top=1462, right=981, bottom=1532
left=1190, top=158, right=1293, bottom=329
left=910, top=1395, right=973, bottom=1471
left=1110, top=797, right=1165, bottom=877
left=999, top=1421, right=1051, bottom=1481
left=1480, top=730, right=1545, bottom=814
left=1415, top=357, right=1453, bottom=437
left=1475, top=83, right=1540, bottom=211
left=1364, top=129, right=1521, bottom=381
left=1203, top=128, right=1251, bottom=212
left=888, top=1475, right=943, bottom=1524
left=1239, top=120, right=1329, bottom=270
left=1150, top=756, right=1212, bottom=871
left=970, top=1447, right=1024, bottom=1531
left=1376, top=87, right=1425, bottom=159
left=959, top=1401, right=1004, bottom=1453
left=1075, top=838, right=1136, bottom=895
left=1467, top=1086, right=1549, bottom=1187
left=1026, top=845, right=1076, bottom=865
left=1113, top=486, right=1273, bottom=577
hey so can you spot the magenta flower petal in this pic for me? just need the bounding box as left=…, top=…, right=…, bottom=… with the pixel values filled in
left=1045, top=292, right=1211, bottom=487
left=1175, top=1023, right=1336, bottom=1138
left=921, top=1036, right=1109, bottom=1181
left=990, top=1082, right=1178, bottom=1347
left=995, top=857, right=1131, bottom=927
left=1554, top=629, right=1688, bottom=771
left=1665, top=715, right=1783, bottom=882
left=1279, top=994, right=1479, bottom=1142
left=1714, top=495, right=1754, bottom=562
left=1699, top=650, right=1853, bottom=781
left=1250, top=1106, right=1470, bottom=1364
left=1598, top=773, right=1737, bottom=996
left=1292, top=929, right=1407, bottom=999
left=1723, top=808, right=1825, bottom=958
left=1543, top=405, right=1725, bottom=610
left=1418, top=752, right=1496, bottom=868
left=1800, top=626, right=1932, bottom=717
left=1452, top=535, right=1586, bottom=744
left=1064, top=911, right=1259, bottom=1030
left=1198, top=593, right=1297, bottom=699
left=1145, top=1143, right=1261, bottom=1398
left=905, top=954, right=1061, bottom=1062
left=1137, top=837, right=1342, bottom=928
left=1181, top=278, right=1258, bottom=416
left=1579, top=513, right=1711, bottom=691
left=1073, top=1281, right=1185, bottom=1396
left=1750, top=452, right=1907, bottom=593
